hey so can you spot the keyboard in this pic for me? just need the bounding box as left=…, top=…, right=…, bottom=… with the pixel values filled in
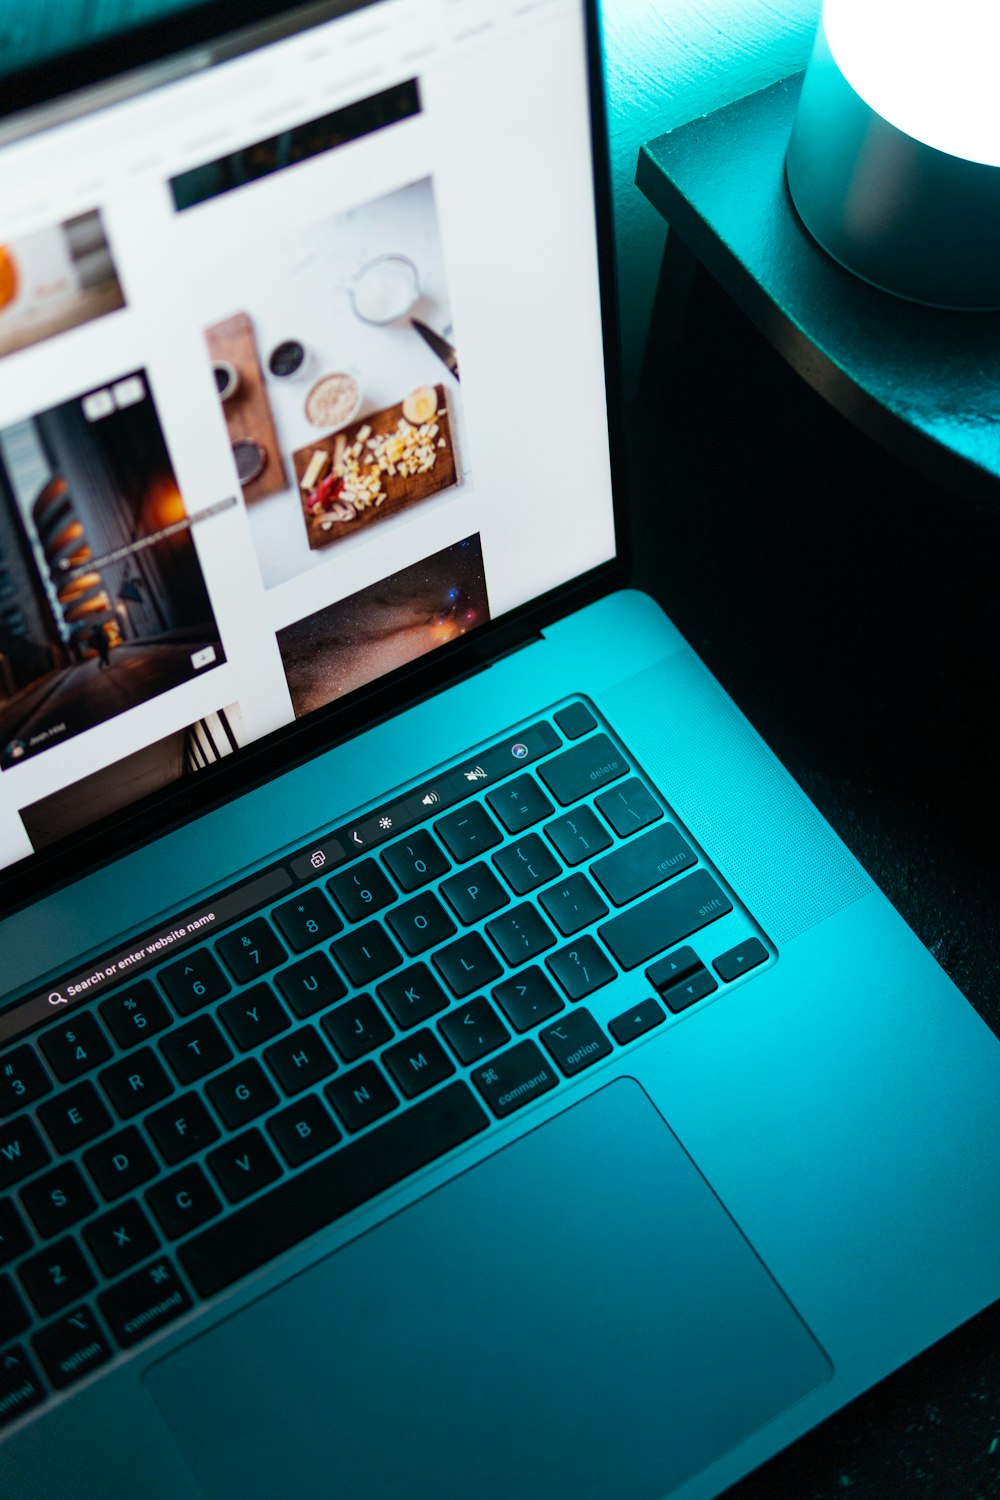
left=0, top=699, right=770, bottom=1425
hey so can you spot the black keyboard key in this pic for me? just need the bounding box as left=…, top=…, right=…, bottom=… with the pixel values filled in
left=608, top=997, right=667, bottom=1045
left=486, top=774, right=554, bottom=834
left=205, top=1060, right=279, bottom=1130
left=553, top=702, right=596, bottom=740
left=181, top=1082, right=487, bottom=1297
left=713, top=937, right=769, bottom=983
left=645, top=946, right=701, bottom=993
left=439, top=862, right=509, bottom=924
left=159, top=1014, right=232, bottom=1084
left=438, top=999, right=510, bottom=1065
left=433, top=933, right=503, bottom=999
left=99, top=981, right=172, bottom=1048
left=0, top=1197, right=31, bottom=1267
left=595, top=777, right=663, bottom=837
left=84, top=1200, right=160, bottom=1277
left=0, top=1273, right=30, bottom=1339
left=158, top=949, right=230, bottom=1016
left=207, top=1129, right=282, bottom=1204
left=591, top=824, right=696, bottom=907
left=598, top=871, right=733, bottom=970
left=267, top=1096, right=341, bottom=1168
left=492, top=967, right=564, bottom=1032
left=382, top=1030, right=455, bottom=1099
left=146, top=1092, right=221, bottom=1165
left=537, top=733, right=628, bottom=805
left=274, top=956, right=346, bottom=1020
left=38, top=1013, right=112, bottom=1083
left=385, top=891, right=456, bottom=956
left=20, top=1163, right=96, bottom=1239
left=84, top=1126, right=158, bottom=1202
left=216, top=918, right=286, bottom=984
left=220, top=983, right=293, bottom=1046
left=321, top=995, right=393, bottom=1062
left=0, top=1117, right=50, bottom=1191
left=325, top=1063, right=398, bottom=1133
left=36, top=1081, right=112, bottom=1156
left=331, top=922, right=401, bottom=988
left=19, top=1236, right=95, bottom=1317
left=0, top=1046, right=52, bottom=1117
left=264, top=1028, right=337, bottom=1095
left=485, top=904, right=556, bottom=966
left=271, top=888, right=342, bottom=952
left=327, top=860, right=397, bottom=922
left=99, top=1256, right=192, bottom=1349
left=660, top=965, right=718, bottom=1014
left=434, top=803, right=502, bottom=863
left=493, top=833, right=560, bottom=896
left=381, top=830, right=450, bottom=892
left=546, top=937, right=617, bottom=1001
left=538, top=873, right=608, bottom=936
left=146, top=1164, right=221, bottom=1240
left=377, top=964, right=449, bottom=1030
left=33, top=1305, right=111, bottom=1390
left=99, top=1048, right=173, bottom=1120
left=0, top=1344, right=43, bottom=1428
left=544, top=806, right=612, bottom=866
left=539, top=1008, right=613, bottom=1076
left=471, top=1040, right=558, bottom=1118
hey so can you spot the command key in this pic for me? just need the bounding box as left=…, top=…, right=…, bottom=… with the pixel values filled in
left=471, top=1040, right=558, bottom=1118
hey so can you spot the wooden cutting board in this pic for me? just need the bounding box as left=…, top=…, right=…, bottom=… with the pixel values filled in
left=205, top=311, right=287, bottom=502
left=292, top=384, right=457, bottom=551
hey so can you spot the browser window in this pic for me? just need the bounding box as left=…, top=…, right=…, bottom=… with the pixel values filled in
left=0, top=0, right=616, bottom=871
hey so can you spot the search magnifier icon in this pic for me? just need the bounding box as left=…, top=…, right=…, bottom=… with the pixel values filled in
left=47, top=991, right=67, bottom=1006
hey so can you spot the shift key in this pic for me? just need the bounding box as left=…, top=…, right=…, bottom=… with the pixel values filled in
left=598, top=870, right=732, bottom=970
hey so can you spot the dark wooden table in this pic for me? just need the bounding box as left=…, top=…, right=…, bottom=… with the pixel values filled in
left=631, top=73, right=1000, bottom=1500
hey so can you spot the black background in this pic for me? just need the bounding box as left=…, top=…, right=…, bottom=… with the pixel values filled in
left=630, top=253, right=1000, bottom=1499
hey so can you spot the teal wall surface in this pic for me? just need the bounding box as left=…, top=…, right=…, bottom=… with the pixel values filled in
left=603, top=0, right=821, bottom=391
left=0, top=0, right=212, bottom=75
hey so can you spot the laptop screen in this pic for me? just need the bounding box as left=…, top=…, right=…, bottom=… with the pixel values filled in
left=0, top=0, right=617, bottom=881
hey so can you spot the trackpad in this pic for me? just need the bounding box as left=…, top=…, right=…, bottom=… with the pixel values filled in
left=146, top=1079, right=829, bottom=1499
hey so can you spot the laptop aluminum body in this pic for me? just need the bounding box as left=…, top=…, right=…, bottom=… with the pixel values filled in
left=1, top=3, right=999, bottom=1497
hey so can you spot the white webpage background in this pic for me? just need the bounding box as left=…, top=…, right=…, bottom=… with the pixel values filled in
left=0, top=0, right=616, bottom=867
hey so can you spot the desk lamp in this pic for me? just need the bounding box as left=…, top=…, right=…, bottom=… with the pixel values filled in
left=785, top=0, right=1000, bottom=308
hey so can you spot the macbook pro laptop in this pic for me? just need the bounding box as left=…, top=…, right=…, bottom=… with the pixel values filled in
left=1, top=2, right=999, bottom=1497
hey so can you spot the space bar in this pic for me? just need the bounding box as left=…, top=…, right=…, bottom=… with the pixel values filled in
left=180, top=1083, right=489, bottom=1298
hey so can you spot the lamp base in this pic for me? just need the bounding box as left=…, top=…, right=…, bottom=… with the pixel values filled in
left=786, top=17, right=1000, bottom=310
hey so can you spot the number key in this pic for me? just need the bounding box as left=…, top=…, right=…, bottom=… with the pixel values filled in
left=0, top=1046, right=52, bottom=1117
left=271, top=888, right=342, bottom=952
left=158, top=950, right=229, bottom=1016
left=216, top=918, right=286, bottom=983
left=99, top=980, right=172, bottom=1047
left=327, top=860, right=397, bottom=922
left=381, top=830, right=450, bottom=892
left=38, top=1013, right=111, bottom=1082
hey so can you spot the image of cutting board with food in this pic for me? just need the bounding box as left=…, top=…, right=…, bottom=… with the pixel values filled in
left=292, top=383, right=457, bottom=551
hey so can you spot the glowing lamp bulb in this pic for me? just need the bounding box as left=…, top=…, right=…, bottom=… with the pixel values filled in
left=786, top=0, right=1000, bottom=307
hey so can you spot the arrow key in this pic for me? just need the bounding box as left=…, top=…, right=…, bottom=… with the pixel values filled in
left=712, top=937, right=769, bottom=984
left=608, top=997, right=666, bottom=1045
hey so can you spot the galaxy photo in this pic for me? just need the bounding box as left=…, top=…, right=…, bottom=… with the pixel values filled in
left=276, top=534, right=489, bottom=717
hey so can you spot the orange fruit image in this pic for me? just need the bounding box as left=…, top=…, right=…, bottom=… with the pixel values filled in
left=0, top=246, right=18, bottom=310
